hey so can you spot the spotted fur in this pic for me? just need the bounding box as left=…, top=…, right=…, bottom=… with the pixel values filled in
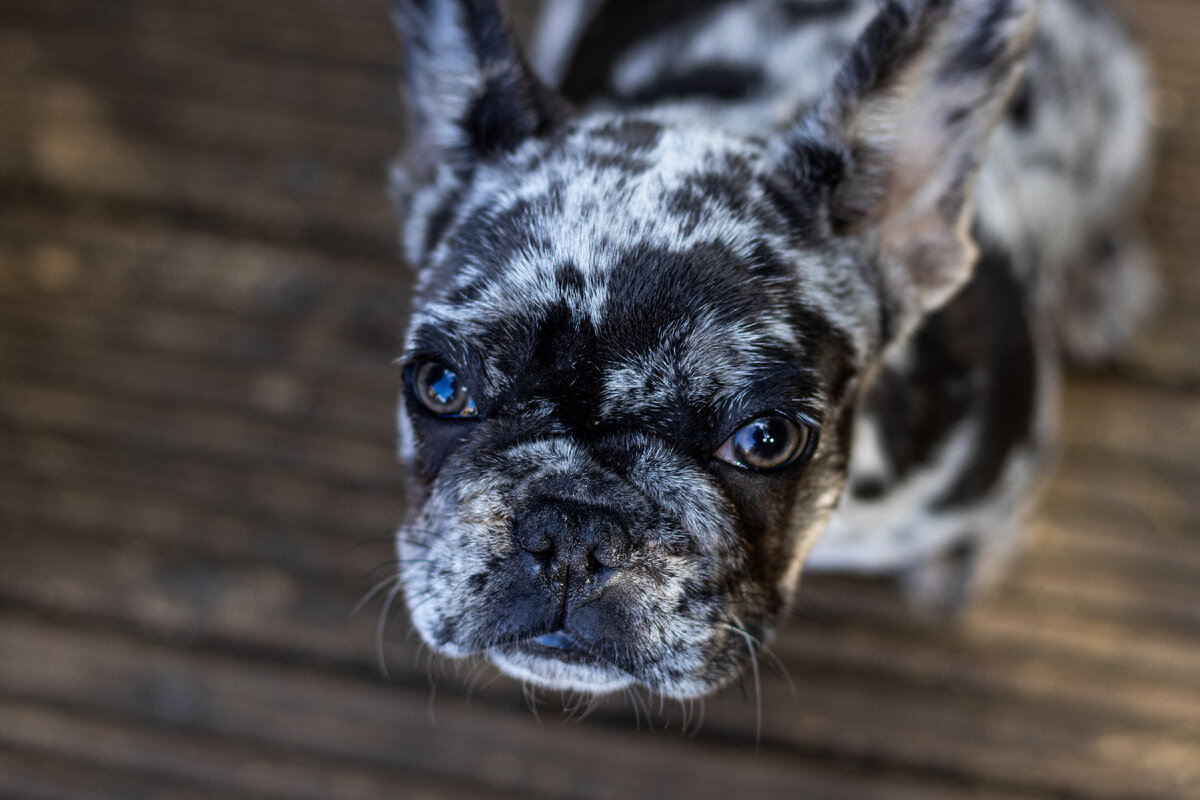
left=391, top=0, right=1155, bottom=696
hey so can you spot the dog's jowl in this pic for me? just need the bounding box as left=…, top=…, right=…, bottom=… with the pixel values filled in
left=390, top=0, right=1155, bottom=697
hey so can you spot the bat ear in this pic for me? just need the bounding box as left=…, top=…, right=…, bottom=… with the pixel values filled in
left=776, top=0, right=1037, bottom=339
left=394, top=0, right=570, bottom=169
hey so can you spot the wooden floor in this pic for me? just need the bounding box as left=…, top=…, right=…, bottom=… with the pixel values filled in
left=1, top=1, right=1198, bottom=798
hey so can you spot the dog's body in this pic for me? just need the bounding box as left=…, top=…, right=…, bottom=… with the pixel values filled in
left=392, top=0, right=1154, bottom=697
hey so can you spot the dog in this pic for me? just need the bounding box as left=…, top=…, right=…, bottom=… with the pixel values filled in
left=389, top=0, right=1155, bottom=699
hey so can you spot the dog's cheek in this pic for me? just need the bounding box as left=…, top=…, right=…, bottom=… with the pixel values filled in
left=399, top=453, right=519, bottom=656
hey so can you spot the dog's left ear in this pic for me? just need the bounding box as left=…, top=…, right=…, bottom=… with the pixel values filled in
left=776, top=0, right=1037, bottom=340
left=394, top=0, right=570, bottom=169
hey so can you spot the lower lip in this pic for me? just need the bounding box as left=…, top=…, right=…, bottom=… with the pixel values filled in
left=522, top=631, right=599, bottom=664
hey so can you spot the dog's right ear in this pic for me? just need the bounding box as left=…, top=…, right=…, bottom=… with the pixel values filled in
left=395, top=0, right=570, bottom=169
left=773, top=0, right=1036, bottom=343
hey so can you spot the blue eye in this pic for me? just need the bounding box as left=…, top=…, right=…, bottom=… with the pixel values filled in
left=413, top=362, right=478, bottom=418
left=715, top=416, right=812, bottom=471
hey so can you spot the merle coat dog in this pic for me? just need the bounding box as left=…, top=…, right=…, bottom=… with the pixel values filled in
left=390, top=0, right=1155, bottom=698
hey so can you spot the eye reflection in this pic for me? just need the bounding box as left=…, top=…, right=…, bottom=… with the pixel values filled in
left=413, top=362, right=477, bottom=418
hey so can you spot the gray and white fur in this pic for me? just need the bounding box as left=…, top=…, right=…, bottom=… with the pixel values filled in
left=390, top=0, right=1155, bottom=698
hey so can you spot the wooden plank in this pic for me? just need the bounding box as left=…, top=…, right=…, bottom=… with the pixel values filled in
left=0, top=430, right=403, bottom=550
left=0, top=208, right=405, bottom=311
left=1058, top=377, right=1200, bottom=473
left=0, top=123, right=396, bottom=255
left=0, top=0, right=394, bottom=66
left=0, top=27, right=400, bottom=129
left=0, top=746, right=227, bottom=800
left=0, top=23, right=397, bottom=118
left=0, top=79, right=398, bottom=173
left=0, top=617, right=1060, bottom=800
left=0, top=329, right=399, bottom=439
left=1112, top=307, right=1200, bottom=387
left=0, top=700, right=524, bottom=800
left=0, top=381, right=400, bottom=491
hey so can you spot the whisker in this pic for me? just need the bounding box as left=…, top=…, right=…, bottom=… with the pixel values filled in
left=353, top=573, right=400, bottom=618
left=727, top=614, right=763, bottom=749
left=375, top=578, right=406, bottom=678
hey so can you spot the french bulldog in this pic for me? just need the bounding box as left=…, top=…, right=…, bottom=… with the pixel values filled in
left=389, top=0, right=1155, bottom=698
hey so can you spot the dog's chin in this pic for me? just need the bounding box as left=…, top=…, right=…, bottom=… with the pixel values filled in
left=488, top=635, right=635, bottom=694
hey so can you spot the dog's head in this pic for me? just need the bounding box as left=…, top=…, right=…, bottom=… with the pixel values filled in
left=390, top=0, right=1034, bottom=697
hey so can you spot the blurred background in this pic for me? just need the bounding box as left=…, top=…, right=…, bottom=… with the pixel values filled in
left=0, top=0, right=1197, bottom=798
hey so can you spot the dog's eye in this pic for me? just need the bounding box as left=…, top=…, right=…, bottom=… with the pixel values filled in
left=715, top=416, right=811, bottom=471
left=412, top=362, right=478, bottom=419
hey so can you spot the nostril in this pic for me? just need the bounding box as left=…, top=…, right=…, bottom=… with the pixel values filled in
left=521, top=534, right=552, bottom=555
left=590, top=541, right=630, bottom=570
left=588, top=515, right=632, bottom=570
left=513, top=509, right=554, bottom=556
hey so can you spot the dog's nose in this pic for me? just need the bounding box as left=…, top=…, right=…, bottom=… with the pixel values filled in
left=514, top=499, right=632, bottom=590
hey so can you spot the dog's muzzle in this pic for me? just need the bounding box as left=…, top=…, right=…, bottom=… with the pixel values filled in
left=510, top=498, right=633, bottom=654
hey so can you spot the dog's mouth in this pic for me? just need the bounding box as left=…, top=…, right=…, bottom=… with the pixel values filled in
left=489, top=630, right=635, bottom=692
left=519, top=630, right=597, bottom=665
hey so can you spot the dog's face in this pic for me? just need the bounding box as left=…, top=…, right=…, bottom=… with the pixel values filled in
left=392, top=0, right=1034, bottom=697
left=398, top=119, right=864, bottom=695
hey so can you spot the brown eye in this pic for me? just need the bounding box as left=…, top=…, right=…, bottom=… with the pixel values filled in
left=413, top=362, right=478, bottom=418
left=715, top=416, right=811, bottom=471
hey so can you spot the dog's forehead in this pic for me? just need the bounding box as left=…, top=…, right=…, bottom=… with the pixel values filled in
left=451, top=113, right=784, bottom=258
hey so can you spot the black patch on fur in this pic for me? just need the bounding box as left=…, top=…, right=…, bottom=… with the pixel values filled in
left=450, top=241, right=846, bottom=457
left=621, top=63, right=766, bottom=106
left=447, top=280, right=485, bottom=305
left=560, top=0, right=734, bottom=102
left=666, top=165, right=756, bottom=234
left=765, top=138, right=847, bottom=239
left=582, top=150, right=654, bottom=174
left=862, top=241, right=1036, bottom=506
left=944, top=104, right=972, bottom=129
left=554, top=260, right=587, bottom=294
left=779, top=0, right=855, bottom=23
left=851, top=475, right=887, bottom=501
left=421, top=191, right=463, bottom=257
left=936, top=246, right=1036, bottom=508
left=451, top=196, right=555, bottom=279
left=593, top=118, right=664, bottom=151
left=829, top=2, right=926, bottom=106
left=1007, top=78, right=1035, bottom=129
